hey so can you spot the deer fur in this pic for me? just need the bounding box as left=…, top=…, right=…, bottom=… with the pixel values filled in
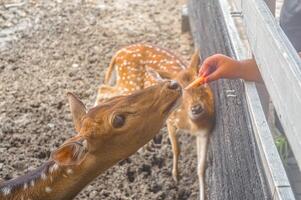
left=0, top=81, right=182, bottom=200
left=95, top=43, right=215, bottom=200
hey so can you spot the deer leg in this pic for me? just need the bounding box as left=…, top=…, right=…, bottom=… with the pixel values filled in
left=196, top=135, right=209, bottom=200
left=167, top=122, right=180, bottom=183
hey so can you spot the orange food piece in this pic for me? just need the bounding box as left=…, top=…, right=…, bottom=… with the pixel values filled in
left=185, top=76, right=205, bottom=90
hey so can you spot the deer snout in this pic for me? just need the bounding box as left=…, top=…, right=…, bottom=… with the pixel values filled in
left=191, top=104, right=204, bottom=115
left=168, top=80, right=181, bottom=90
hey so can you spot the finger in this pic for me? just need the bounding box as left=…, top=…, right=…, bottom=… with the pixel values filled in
left=199, top=61, right=209, bottom=76
left=199, top=55, right=220, bottom=76
left=199, top=61, right=215, bottom=77
left=205, top=70, right=221, bottom=82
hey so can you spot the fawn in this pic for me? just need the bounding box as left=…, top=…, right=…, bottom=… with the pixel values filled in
left=0, top=81, right=182, bottom=200
left=95, top=44, right=215, bottom=200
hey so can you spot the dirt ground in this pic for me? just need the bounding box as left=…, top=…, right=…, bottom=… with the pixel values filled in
left=0, top=0, right=199, bottom=199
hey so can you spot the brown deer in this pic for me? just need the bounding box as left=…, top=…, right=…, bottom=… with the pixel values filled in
left=95, top=43, right=215, bottom=200
left=0, top=81, right=182, bottom=200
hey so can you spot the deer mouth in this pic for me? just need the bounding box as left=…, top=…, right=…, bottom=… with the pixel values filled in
left=163, top=96, right=182, bottom=115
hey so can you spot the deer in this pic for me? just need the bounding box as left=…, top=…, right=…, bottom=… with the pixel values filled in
left=0, top=80, right=182, bottom=200
left=95, top=43, right=215, bottom=200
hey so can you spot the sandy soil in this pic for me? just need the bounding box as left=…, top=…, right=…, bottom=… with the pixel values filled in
left=0, top=0, right=199, bottom=199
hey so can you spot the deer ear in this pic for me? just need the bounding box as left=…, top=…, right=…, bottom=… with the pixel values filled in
left=188, top=49, right=201, bottom=74
left=67, top=92, right=86, bottom=133
left=146, top=67, right=164, bottom=82
left=51, top=137, right=88, bottom=166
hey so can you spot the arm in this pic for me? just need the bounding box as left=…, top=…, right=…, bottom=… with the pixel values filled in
left=199, top=54, right=263, bottom=83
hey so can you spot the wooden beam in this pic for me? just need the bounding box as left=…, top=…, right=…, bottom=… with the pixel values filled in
left=242, top=0, right=301, bottom=169
left=181, top=4, right=190, bottom=33
left=264, top=0, right=276, bottom=14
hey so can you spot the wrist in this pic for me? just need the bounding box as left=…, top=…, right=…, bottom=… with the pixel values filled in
left=235, top=60, right=246, bottom=79
left=238, top=59, right=261, bottom=82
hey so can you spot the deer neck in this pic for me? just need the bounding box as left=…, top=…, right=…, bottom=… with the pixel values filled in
left=0, top=154, right=118, bottom=200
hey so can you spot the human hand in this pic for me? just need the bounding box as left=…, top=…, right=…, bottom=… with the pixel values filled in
left=199, top=54, right=243, bottom=82
left=199, top=54, right=262, bottom=83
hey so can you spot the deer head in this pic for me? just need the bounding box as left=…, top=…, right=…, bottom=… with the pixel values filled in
left=148, top=50, right=215, bottom=131
left=52, top=80, right=182, bottom=167
left=0, top=81, right=182, bottom=200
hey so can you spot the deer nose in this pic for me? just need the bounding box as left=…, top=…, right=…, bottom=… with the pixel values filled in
left=191, top=104, right=204, bottom=115
left=168, top=80, right=180, bottom=90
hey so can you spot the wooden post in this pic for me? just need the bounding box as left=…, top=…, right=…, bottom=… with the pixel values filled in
left=181, top=4, right=190, bottom=33
left=255, top=0, right=275, bottom=123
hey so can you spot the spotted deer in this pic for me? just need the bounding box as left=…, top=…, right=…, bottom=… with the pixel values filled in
left=95, top=44, right=215, bottom=200
left=0, top=81, right=182, bottom=200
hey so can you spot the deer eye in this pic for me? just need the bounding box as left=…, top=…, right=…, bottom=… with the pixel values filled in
left=112, top=115, right=125, bottom=128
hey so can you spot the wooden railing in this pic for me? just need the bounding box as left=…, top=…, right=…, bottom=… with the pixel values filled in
left=233, top=0, right=301, bottom=170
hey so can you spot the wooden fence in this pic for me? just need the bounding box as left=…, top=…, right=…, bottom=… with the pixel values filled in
left=188, top=0, right=300, bottom=199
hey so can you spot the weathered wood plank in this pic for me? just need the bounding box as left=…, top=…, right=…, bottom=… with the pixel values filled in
left=218, top=0, right=295, bottom=199
left=264, top=0, right=276, bottom=14
left=242, top=0, right=301, bottom=169
left=274, top=187, right=296, bottom=200
left=188, top=0, right=271, bottom=199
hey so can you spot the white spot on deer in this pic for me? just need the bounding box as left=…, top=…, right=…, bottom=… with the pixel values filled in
left=23, top=183, right=28, bottom=190
left=67, top=169, right=73, bottom=175
left=45, top=187, right=52, bottom=193
left=30, top=180, right=35, bottom=187
left=49, top=163, right=59, bottom=173
left=41, top=172, right=47, bottom=180
left=1, top=187, right=11, bottom=196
